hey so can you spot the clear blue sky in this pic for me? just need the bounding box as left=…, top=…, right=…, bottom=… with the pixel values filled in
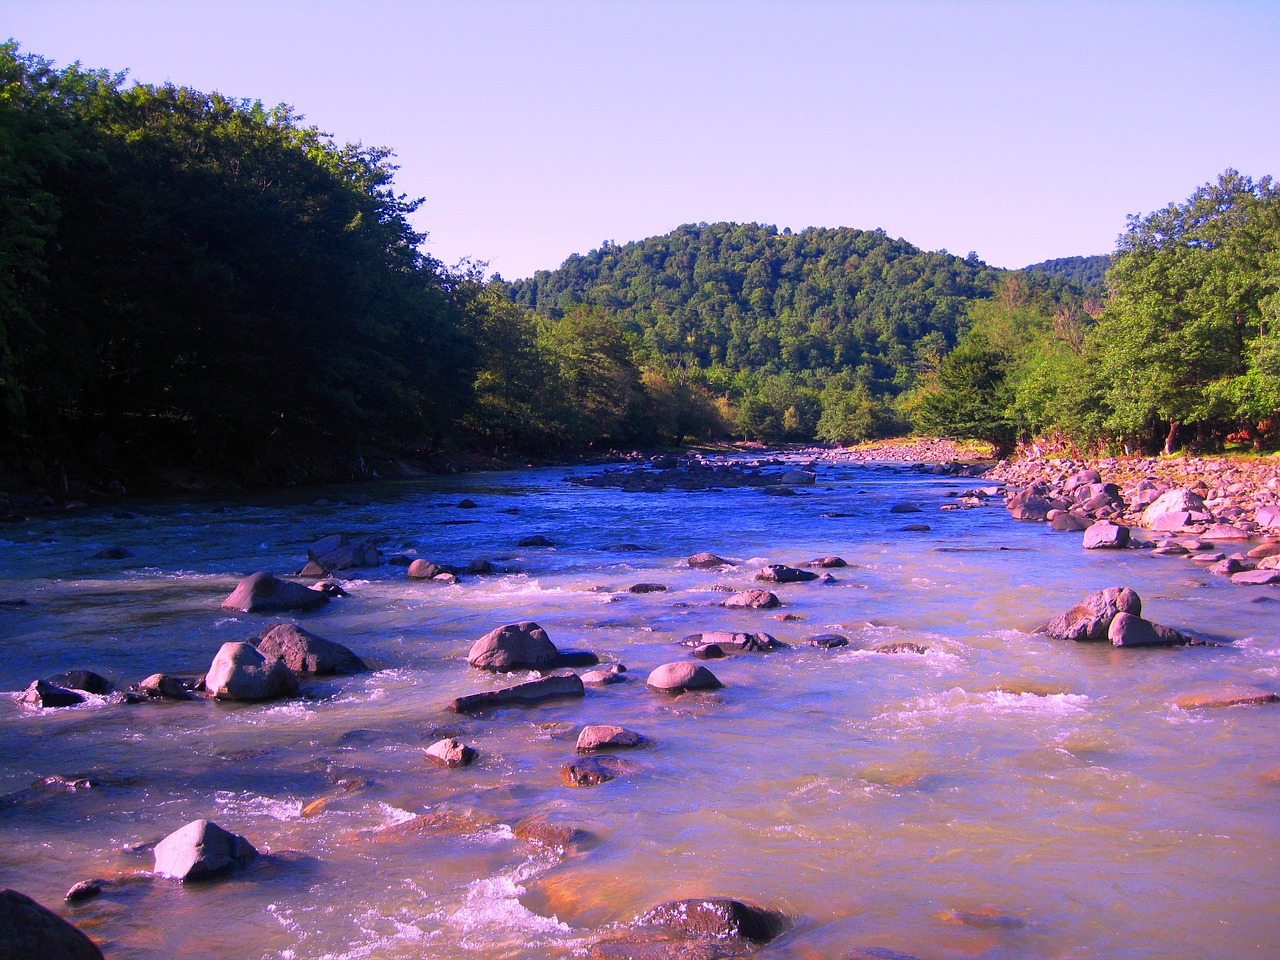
left=6, top=1, right=1279, bottom=278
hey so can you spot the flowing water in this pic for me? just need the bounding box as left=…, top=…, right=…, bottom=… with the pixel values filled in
left=1, top=456, right=1278, bottom=959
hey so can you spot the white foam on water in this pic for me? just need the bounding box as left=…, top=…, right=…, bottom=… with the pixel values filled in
left=873, top=686, right=1090, bottom=730
left=376, top=802, right=420, bottom=827
left=449, top=859, right=571, bottom=948
left=215, top=789, right=303, bottom=821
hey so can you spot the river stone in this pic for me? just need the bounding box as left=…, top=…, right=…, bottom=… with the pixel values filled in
left=425, top=737, right=476, bottom=768
left=1082, top=521, right=1131, bottom=550
left=778, top=469, right=816, bottom=485
left=153, top=819, right=257, bottom=882
left=560, top=755, right=632, bottom=786
left=63, top=880, right=103, bottom=903
left=256, top=622, right=367, bottom=675
left=0, top=888, right=104, bottom=960
left=136, top=673, right=196, bottom=700
left=806, top=633, right=850, bottom=648
left=512, top=815, right=593, bottom=851
left=1141, top=489, right=1211, bottom=528
left=874, top=642, right=928, bottom=655
left=467, top=621, right=561, bottom=671
left=1247, top=542, right=1280, bottom=559
left=721, top=589, right=779, bottom=610
left=18, top=680, right=85, bottom=710
left=647, top=662, right=722, bottom=693
left=1040, top=587, right=1142, bottom=641
left=889, top=502, right=922, bottom=514
left=1172, top=685, right=1280, bottom=710
left=756, top=564, right=819, bottom=584
left=1203, top=522, right=1251, bottom=540
left=406, top=559, right=448, bottom=580
left=44, top=670, right=110, bottom=695
left=679, top=631, right=786, bottom=652
left=1209, top=558, right=1245, bottom=576
left=205, top=642, right=299, bottom=701
left=221, top=572, right=328, bottom=614
left=1231, top=569, right=1280, bottom=586
left=306, top=534, right=380, bottom=571
left=628, top=582, right=668, bottom=593
left=581, top=668, right=626, bottom=685
left=519, top=535, right=556, bottom=547
left=1108, top=612, right=1191, bottom=647
left=450, top=671, right=585, bottom=713
left=577, top=724, right=645, bottom=752
left=1256, top=506, right=1280, bottom=530
left=688, top=552, right=731, bottom=569
left=636, top=898, right=786, bottom=945
left=1051, top=514, right=1090, bottom=532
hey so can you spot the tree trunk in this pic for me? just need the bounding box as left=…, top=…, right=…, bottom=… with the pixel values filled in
left=1162, top=420, right=1180, bottom=456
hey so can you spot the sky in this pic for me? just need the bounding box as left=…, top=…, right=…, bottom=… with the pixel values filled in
left=6, top=1, right=1279, bottom=279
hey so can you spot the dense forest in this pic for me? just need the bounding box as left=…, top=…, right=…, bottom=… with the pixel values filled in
left=2, top=42, right=1276, bottom=495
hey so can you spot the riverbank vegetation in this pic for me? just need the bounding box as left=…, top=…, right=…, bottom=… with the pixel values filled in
left=2, top=42, right=1276, bottom=494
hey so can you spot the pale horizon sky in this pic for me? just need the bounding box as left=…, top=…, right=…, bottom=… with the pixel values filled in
left=6, top=1, right=1279, bottom=279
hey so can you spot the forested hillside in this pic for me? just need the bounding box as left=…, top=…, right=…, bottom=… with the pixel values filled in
left=1022, top=254, right=1111, bottom=292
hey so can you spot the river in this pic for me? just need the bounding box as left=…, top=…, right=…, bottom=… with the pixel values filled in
left=1, top=455, right=1277, bottom=959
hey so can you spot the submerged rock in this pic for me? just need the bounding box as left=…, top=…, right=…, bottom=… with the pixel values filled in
left=560, top=755, right=632, bottom=786
left=756, top=564, right=819, bottom=584
left=450, top=671, right=585, bottom=713
left=255, top=622, right=367, bottom=675
left=806, top=633, right=850, bottom=649
left=721, top=589, right=779, bottom=610
left=679, top=631, right=786, bottom=653
left=305, top=535, right=380, bottom=572
left=687, top=552, right=731, bottom=569
left=0, top=888, right=104, bottom=960
left=647, top=662, right=722, bottom=693
left=1172, top=685, right=1280, bottom=709
left=221, top=572, right=328, bottom=614
left=635, top=897, right=786, bottom=945
left=153, top=819, right=257, bottom=882
left=204, top=642, right=299, bottom=701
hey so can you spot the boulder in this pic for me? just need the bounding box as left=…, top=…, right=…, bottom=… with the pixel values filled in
left=636, top=898, right=785, bottom=946
left=135, top=673, right=196, bottom=700
left=153, top=819, right=257, bottom=882
left=406, top=559, right=448, bottom=580
left=576, top=725, right=645, bottom=752
left=1256, top=505, right=1280, bottom=530
left=806, top=556, right=848, bottom=568
left=628, top=583, right=668, bottom=594
left=1209, top=558, right=1245, bottom=576
left=756, top=564, right=819, bottom=584
left=466, top=558, right=495, bottom=574
left=18, top=680, right=84, bottom=710
left=1082, top=521, right=1131, bottom=550
left=721, top=589, right=780, bottom=610
left=425, top=737, right=476, bottom=768
left=561, top=756, right=631, bottom=787
left=1141, top=489, right=1211, bottom=528
left=679, top=631, right=786, bottom=652
left=43, top=671, right=110, bottom=695
left=306, top=535, right=380, bottom=571
left=1203, top=522, right=1251, bottom=540
left=647, top=662, right=722, bottom=693
left=467, top=621, right=563, bottom=671
left=1108, top=612, right=1192, bottom=647
left=63, top=880, right=103, bottom=903
left=1051, top=514, right=1090, bottom=532
left=688, top=552, right=731, bottom=569
left=255, top=622, right=367, bottom=675
left=519, top=535, right=556, bottom=547
left=873, top=642, right=928, bottom=655
left=221, top=572, right=328, bottom=614
left=1039, top=587, right=1142, bottom=641
left=1231, top=569, right=1280, bottom=586
left=450, top=671, right=585, bottom=713
left=778, top=469, right=816, bottom=485
left=0, top=888, right=104, bottom=960
left=1010, top=496, right=1052, bottom=521
left=204, top=642, right=299, bottom=701
left=889, top=503, right=923, bottom=514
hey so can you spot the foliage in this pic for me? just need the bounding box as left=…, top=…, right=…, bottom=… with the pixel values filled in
left=1021, top=255, right=1111, bottom=293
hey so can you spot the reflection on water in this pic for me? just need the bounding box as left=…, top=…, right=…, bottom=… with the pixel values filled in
left=2, top=457, right=1278, bottom=959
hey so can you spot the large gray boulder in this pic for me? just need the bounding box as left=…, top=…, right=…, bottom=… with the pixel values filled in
left=1082, top=521, right=1131, bottom=550
left=576, top=724, right=646, bottom=753
left=647, top=662, right=723, bottom=693
left=756, top=564, right=819, bottom=584
left=687, top=552, right=731, bottom=569
left=1108, top=612, right=1193, bottom=647
left=1141, top=489, right=1211, bottom=529
left=221, top=572, right=327, bottom=614
left=256, top=623, right=366, bottom=675
left=0, top=888, right=104, bottom=960
left=467, top=621, right=561, bottom=671
left=205, top=642, right=299, bottom=701
left=1040, top=587, right=1142, bottom=641
left=153, top=819, right=257, bottom=882
left=721, top=589, right=780, bottom=610
left=18, top=680, right=85, bottom=710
